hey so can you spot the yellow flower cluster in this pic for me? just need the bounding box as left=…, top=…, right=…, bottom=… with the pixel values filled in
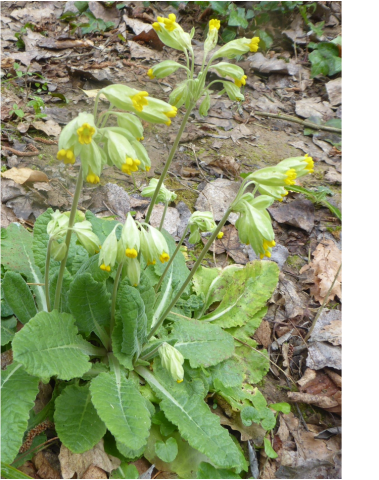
left=159, top=252, right=170, bottom=263
left=86, top=170, right=100, bottom=184
left=303, top=154, right=314, bottom=173
left=284, top=168, right=297, bottom=185
left=121, top=157, right=141, bottom=175
left=209, top=19, right=220, bottom=31
left=147, top=69, right=155, bottom=79
left=248, top=37, right=260, bottom=52
left=154, top=13, right=178, bottom=32
left=77, top=123, right=96, bottom=145
left=57, top=148, right=75, bottom=165
left=131, top=92, right=149, bottom=112
left=125, top=248, right=138, bottom=259
left=260, top=239, right=276, bottom=259
left=100, top=263, right=111, bottom=272
left=235, top=75, right=247, bottom=88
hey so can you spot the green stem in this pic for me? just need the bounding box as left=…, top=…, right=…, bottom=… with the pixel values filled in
left=147, top=207, right=233, bottom=340
left=155, top=225, right=189, bottom=293
left=45, top=237, right=53, bottom=312
left=140, top=343, right=161, bottom=362
left=109, top=262, right=124, bottom=349
left=53, top=166, right=83, bottom=310
left=144, top=105, right=195, bottom=223
left=159, top=201, right=168, bottom=231
left=93, top=91, right=102, bottom=125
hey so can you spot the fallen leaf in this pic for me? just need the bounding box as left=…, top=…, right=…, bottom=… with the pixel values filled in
left=1, top=204, right=18, bottom=228
left=2, top=167, right=49, bottom=185
left=295, top=97, right=334, bottom=121
left=59, top=440, right=120, bottom=479
left=10, top=5, right=59, bottom=22
left=124, top=14, right=152, bottom=35
left=282, top=15, right=308, bottom=44
left=287, top=391, right=339, bottom=409
left=32, top=119, right=61, bottom=137
left=247, top=52, right=300, bottom=76
left=81, top=89, right=107, bottom=100
left=206, top=155, right=240, bottom=177
left=306, top=341, right=341, bottom=370
left=229, top=124, right=255, bottom=143
left=299, top=239, right=341, bottom=303
left=17, top=122, right=30, bottom=134
left=128, top=40, right=162, bottom=60
left=33, top=450, right=61, bottom=479
left=326, top=77, right=342, bottom=106
left=309, top=309, right=341, bottom=345
left=87, top=183, right=131, bottom=220
left=82, top=465, right=107, bottom=479
left=133, top=30, right=164, bottom=51
left=268, top=199, right=315, bottom=233
left=89, top=1, right=120, bottom=27
left=253, top=320, right=271, bottom=348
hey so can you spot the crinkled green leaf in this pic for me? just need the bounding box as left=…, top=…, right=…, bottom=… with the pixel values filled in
left=1, top=363, right=39, bottom=464
left=136, top=362, right=246, bottom=472
left=264, top=437, right=278, bottom=459
left=85, top=210, right=119, bottom=244
left=1, top=462, right=34, bottom=479
left=194, top=262, right=279, bottom=328
left=68, top=273, right=111, bottom=347
left=1, top=317, right=17, bottom=346
left=2, top=272, right=36, bottom=324
left=210, top=358, right=245, bottom=388
left=116, top=441, right=145, bottom=461
left=269, top=402, right=291, bottom=414
left=197, top=462, right=242, bottom=479
left=155, top=437, right=178, bottom=463
left=135, top=274, right=155, bottom=331
left=240, top=406, right=262, bottom=426
left=54, top=384, right=106, bottom=453
left=75, top=254, right=110, bottom=282
left=170, top=319, right=235, bottom=368
left=110, top=463, right=139, bottom=479
left=12, top=310, right=93, bottom=381
left=1, top=223, right=47, bottom=312
left=152, top=409, right=177, bottom=437
left=90, top=371, right=151, bottom=450
left=309, top=42, right=341, bottom=77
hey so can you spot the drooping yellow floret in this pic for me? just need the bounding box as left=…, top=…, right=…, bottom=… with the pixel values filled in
left=147, top=69, right=155, bottom=79
left=77, top=123, right=96, bottom=145
left=163, top=13, right=178, bottom=31
left=303, top=154, right=314, bottom=173
left=217, top=232, right=224, bottom=239
left=234, top=75, right=247, bottom=88
left=159, top=252, right=170, bottom=263
left=177, top=379, right=183, bottom=383
left=125, top=248, right=138, bottom=258
left=248, top=37, right=260, bottom=52
left=131, top=91, right=149, bottom=112
left=57, top=148, right=76, bottom=165
left=122, top=157, right=140, bottom=175
left=164, top=106, right=178, bottom=118
left=86, top=172, right=100, bottom=184
left=100, top=264, right=111, bottom=272
left=284, top=168, right=297, bottom=185
left=152, top=22, right=161, bottom=31
left=209, top=19, right=221, bottom=31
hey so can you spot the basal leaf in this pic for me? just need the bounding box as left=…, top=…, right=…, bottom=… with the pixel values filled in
left=85, top=211, right=119, bottom=244
left=54, top=384, right=106, bottom=453
left=136, top=362, right=246, bottom=472
left=68, top=273, right=111, bottom=347
left=2, top=272, right=37, bottom=324
left=194, top=262, right=279, bottom=328
left=170, top=319, right=235, bottom=368
left=1, top=363, right=39, bottom=464
left=110, top=463, right=139, bottom=479
left=1, top=317, right=17, bottom=346
left=210, top=358, right=245, bottom=388
left=1, top=223, right=47, bottom=312
left=264, top=437, right=278, bottom=459
left=32, top=209, right=59, bottom=275
left=136, top=274, right=155, bottom=331
left=12, top=310, right=93, bottom=381
left=75, top=254, right=111, bottom=282
left=155, top=437, right=178, bottom=463
left=269, top=402, right=291, bottom=414
left=90, top=371, right=151, bottom=450
left=197, top=462, right=242, bottom=479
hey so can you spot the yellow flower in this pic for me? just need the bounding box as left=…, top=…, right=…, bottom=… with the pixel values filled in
left=177, top=379, right=183, bottom=383
left=159, top=252, right=170, bottom=263
left=152, top=22, right=161, bottom=31
left=209, top=19, right=220, bottom=31
left=145, top=166, right=151, bottom=172
left=162, top=13, right=178, bottom=32
left=217, top=232, right=224, bottom=239
left=234, top=75, right=247, bottom=88
left=284, top=168, right=297, bottom=185
left=100, top=264, right=111, bottom=272
left=125, top=248, right=138, bottom=258
left=279, top=191, right=288, bottom=202
left=147, top=69, right=155, bottom=79
left=121, top=157, right=140, bottom=175
left=131, top=92, right=149, bottom=112
left=248, top=37, right=260, bottom=52
left=86, top=170, right=100, bottom=184
left=260, top=239, right=276, bottom=259
left=303, top=154, right=314, bottom=173
left=77, top=123, right=96, bottom=145
left=164, top=106, right=178, bottom=118
left=57, top=148, right=75, bottom=164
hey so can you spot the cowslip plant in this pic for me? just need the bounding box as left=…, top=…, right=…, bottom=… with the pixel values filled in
left=1, top=15, right=312, bottom=477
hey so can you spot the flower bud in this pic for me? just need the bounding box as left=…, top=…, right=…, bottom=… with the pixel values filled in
left=110, top=112, right=144, bottom=141
left=72, top=221, right=101, bottom=255
left=104, top=131, right=141, bottom=175
left=141, top=178, right=177, bottom=204
left=47, top=210, right=69, bottom=239
left=211, top=62, right=246, bottom=87
left=222, top=81, right=244, bottom=102
left=147, top=60, right=184, bottom=79
left=148, top=226, right=170, bottom=264
left=121, top=214, right=140, bottom=257
left=125, top=257, right=141, bottom=287
left=130, top=140, right=151, bottom=172
left=211, top=36, right=260, bottom=61
left=276, top=155, right=314, bottom=177
left=140, top=227, right=157, bottom=266
left=158, top=342, right=184, bottom=383
left=169, top=81, right=188, bottom=108
left=153, top=14, right=192, bottom=52
left=188, top=211, right=216, bottom=244
left=101, top=85, right=149, bottom=113
left=204, top=19, right=220, bottom=53
left=98, top=226, right=118, bottom=272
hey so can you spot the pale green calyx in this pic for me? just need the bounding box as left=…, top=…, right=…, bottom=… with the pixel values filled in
left=147, top=60, right=185, bottom=80
left=47, top=210, right=69, bottom=239
left=148, top=226, right=170, bottom=264
left=98, top=226, right=118, bottom=272
left=125, top=257, right=141, bottom=287
left=221, top=81, right=245, bottom=102
left=158, top=342, right=184, bottom=383
left=72, top=221, right=101, bottom=255
left=141, top=178, right=177, bottom=204
left=169, top=81, right=188, bottom=108
left=210, top=36, right=260, bottom=61
left=188, top=211, right=216, bottom=244
left=199, top=91, right=211, bottom=117
left=121, top=214, right=140, bottom=258
left=50, top=240, right=67, bottom=261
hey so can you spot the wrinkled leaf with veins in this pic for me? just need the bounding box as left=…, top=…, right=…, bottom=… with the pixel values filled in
left=2, top=271, right=37, bottom=324
left=1, top=317, right=17, bottom=346
left=193, top=262, right=279, bottom=328
left=1, top=363, right=39, bottom=464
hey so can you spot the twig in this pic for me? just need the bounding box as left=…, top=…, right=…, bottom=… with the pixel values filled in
left=304, top=263, right=342, bottom=342
left=253, top=112, right=342, bottom=134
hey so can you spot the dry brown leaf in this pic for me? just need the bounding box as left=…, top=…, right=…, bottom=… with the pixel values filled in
left=207, top=155, right=240, bottom=177
left=2, top=167, right=49, bottom=185
left=82, top=465, right=107, bottom=479
left=287, top=391, right=339, bottom=409
left=59, top=440, right=120, bottom=479
left=300, top=239, right=341, bottom=303
left=33, top=450, right=62, bottom=479
left=32, top=119, right=61, bottom=137
left=132, top=29, right=164, bottom=51
left=253, top=320, right=271, bottom=348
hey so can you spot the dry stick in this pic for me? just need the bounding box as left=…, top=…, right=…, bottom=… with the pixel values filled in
left=12, top=437, right=59, bottom=466
left=304, top=263, right=342, bottom=343
left=254, top=112, right=342, bottom=134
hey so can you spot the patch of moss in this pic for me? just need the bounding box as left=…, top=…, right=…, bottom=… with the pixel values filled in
left=285, top=254, right=305, bottom=271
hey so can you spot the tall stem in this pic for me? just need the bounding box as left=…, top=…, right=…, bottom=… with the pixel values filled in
left=147, top=207, right=233, bottom=340
left=53, top=166, right=83, bottom=310
left=159, top=202, right=168, bottom=231
left=155, top=225, right=189, bottom=293
left=44, top=237, right=53, bottom=312
left=109, top=262, right=124, bottom=350
left=145, top=106, right=194, bottom=223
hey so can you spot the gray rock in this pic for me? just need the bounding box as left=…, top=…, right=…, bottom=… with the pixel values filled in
left=245, top=243, right=289, bottom=270
left=306, top=341, right=341, bottom=370
left=195, top=178, right=240, bottom=224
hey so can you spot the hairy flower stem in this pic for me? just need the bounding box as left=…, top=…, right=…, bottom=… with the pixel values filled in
left=147, top=207, right=233, bottom=340
left=145, top=106, right=194, bottom=223
left=44, top=237, right=53, bottom=312
left=53, top=166, right=83, bottom=310
left=109, top=262, right=123, bottom=350
left=155, top=225, right=189, bottom=293
left=159, top=201, right=168, bottom=231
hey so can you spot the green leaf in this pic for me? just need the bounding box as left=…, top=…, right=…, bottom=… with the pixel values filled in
left=74, top=1, right=89, bottom=13
left=152, top=409, right=177, bottom=437
left=1, top=463, right=33, bottom=479
left=1, top=317, right=17, bottom=346
left=155, top=437, right=178, bottom=463
left=194, top=262, right=279, bottom=328
left=12, top=310, right=93, bottom=381
left=90, top=371, right=151, bottom=450
left=210, top=358, right=245, bottom=388
left=210, top=1, right=229, bottom=14
left=309, top=42, right=341, bottom=77
left=54, top=384, right=106, bottom=453
left=228, top=5, right=248, bottom=29
left=255, top=29, right=273, bottom=50
left=264, top=437, right=278, bottom=459
left=2, top=272, right=36, bottom=324
left=269, top=402, right=291, bottom=414
left=241, top=406, right=261, bottom=426
left=197, top=462, right=242, bottom=479
left=76, top=254, right=111, bottom=282
left=170, top=319, right=235, bottom=368
left=110, top=463, right=139, bottom=479
left=136, top=362, right=246, bottom=472
left=221, top=28, right=237, bottom=42
left=136, top=274, right=155, bottom=331
left=85, top=211, right=120, bottom=244
left=1, top=363, right=39, bottom=464
left=1, top=223, right=47, bottom=312
left=260, top=408, right=276, bottom=430
left=116, top=441, right=145, bottom=461
left=68, top=273, right=111, bottom=347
